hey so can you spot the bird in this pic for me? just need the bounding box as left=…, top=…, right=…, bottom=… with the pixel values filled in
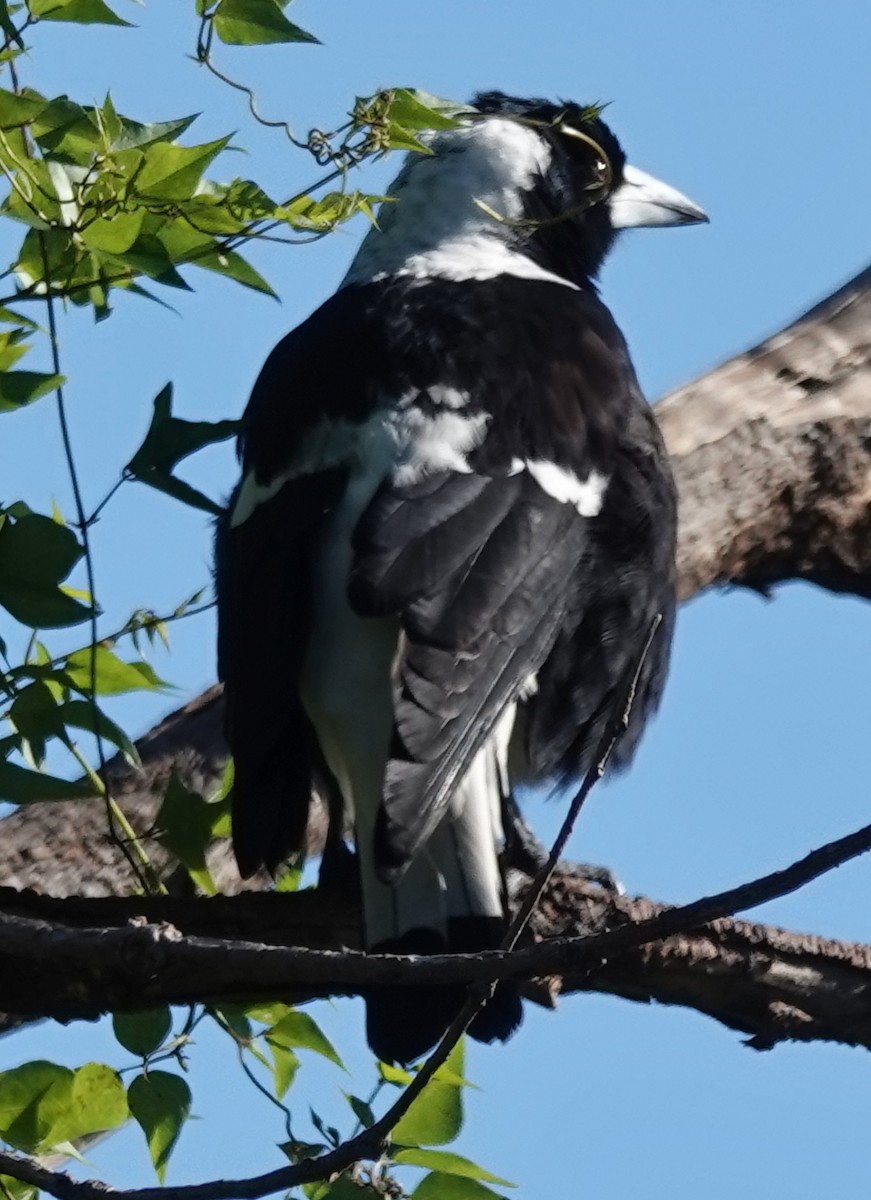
left=215, top=90, right=707, bottom=1064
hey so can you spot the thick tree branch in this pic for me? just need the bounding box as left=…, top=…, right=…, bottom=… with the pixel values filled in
left=2, top=817, right=871, bottom=1051
left=659, top=262, right=871, bottom=600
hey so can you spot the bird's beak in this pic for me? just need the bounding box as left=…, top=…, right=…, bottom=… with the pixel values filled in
left=609, top=164, right=708, bottom=229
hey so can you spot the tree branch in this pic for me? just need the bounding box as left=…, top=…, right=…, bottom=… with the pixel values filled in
left=1, top=818, right=871, bottom=1200
left=2, top=817, right=871, bottom=1049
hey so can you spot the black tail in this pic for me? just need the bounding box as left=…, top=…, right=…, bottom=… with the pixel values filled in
left=364, top=919, right=522, bottom=1065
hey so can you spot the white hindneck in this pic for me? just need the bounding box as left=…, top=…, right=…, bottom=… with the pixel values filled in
left=342, top=118, right=578, bottom=290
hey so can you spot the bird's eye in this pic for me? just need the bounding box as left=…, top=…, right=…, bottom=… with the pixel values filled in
left=593, top=159, right=608, bottom=182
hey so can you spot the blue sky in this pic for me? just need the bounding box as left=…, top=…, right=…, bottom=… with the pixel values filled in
left=3, top=2, right=871, bottom=1197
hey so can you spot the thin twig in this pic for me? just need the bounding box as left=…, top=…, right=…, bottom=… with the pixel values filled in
left=503, top=615, right=663, bottom=954
left=38, top=233, right=151, bottom=894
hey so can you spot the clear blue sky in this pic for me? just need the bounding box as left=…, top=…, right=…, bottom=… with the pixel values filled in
left=4, top=2, right=871, bottom=1197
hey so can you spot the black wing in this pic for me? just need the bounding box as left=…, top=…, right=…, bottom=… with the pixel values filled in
left=216, top=471, right=346, bottom=877
left=349, top=468, right=591, bottom=877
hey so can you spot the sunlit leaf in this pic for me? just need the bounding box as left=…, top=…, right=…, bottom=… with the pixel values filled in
left=379, top=1061, right=414, bottom=1087
left=102, top=233, right=191, bottom=288
left=156, top=220, right=275, bottom=295
left=0, top=86, right=48, bottom=128
left=213, top=0, right=319, bottom=45
left=412, top=1175, right=507, bottom=1200
left=0, top=1061, right=71, bottom=1151
left=128, top=1071, right=191, bottom=1182
left=391, top=1041, right=465, bottom=1147
left=0, top=1174, right=38, bottom=1200
left=394, top=1150, right=513, bottom=1187
left=29, top=96, right=103, bottom=162
left=28, top=0, right=131, bottom=26
left=136, top=136, right=230, bottom=202
left=80, top=210, right=145, bottom=255
left=388, top=89, right=465, bottom=132
left=64, top=645, right=170, bottom=695
left=268, top=1011, right=344, bottom=1070
left=0, top=328, right=32, bottom=371
left=268, top=1041, right=299, bottom=1100
left=45, top=1063, right=128, bottom=1148
left=106, top=112, right=198, bottom=153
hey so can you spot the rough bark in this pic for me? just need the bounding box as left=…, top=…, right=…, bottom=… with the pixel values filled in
left=1, top=262, right=870, bottom=1051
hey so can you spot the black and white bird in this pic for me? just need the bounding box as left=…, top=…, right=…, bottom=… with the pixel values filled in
left=216, top=91, right=706, bottom=1063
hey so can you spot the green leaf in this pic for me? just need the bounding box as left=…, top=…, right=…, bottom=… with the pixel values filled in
left=113, top=1009, right=173, bottom=1057
left=394, top=1150, right=513, bottom=1187
left=8, top=681, right=64, bottom=765
left=128, top=1071, right=191, bottom=1183
left=155, top=772, right=216, bottom=894
left=0, top=1174, right=38, bottom=1200
left=412, top=1175, right=507, bottom=1200
left=45, top=1063, right=128, bottom=1147
left=388, top=89, right=465, bottom=132
left=379, top=1061, right=414, bottom=1086
left=391, top=1040, right=465, bottom=1147
left=385, top=124, right=431, bottom=154
left=267, top=1041, right=299, bottom=1100
left=211, top=1003, right=253, bottom=1043
left=0, top=1061, right=72, bottom=1151
left=268, top=1011, right=344, bottom=1070
left=105, top=112, right=198, bottom=153
left=124, top=384, right=238, bottom=514
left=344, top=1093, right=374, bottom=1128
left=273, top=861, right=302, bottom=892
left=64, top=645, right=170, bottom=695
left=0, top=87, right=48, bottom=128
left=80, top=210, right=145, bottom=255
left=28, top=0, right=131, bottom=26
left=0, top=328, right=32, bottom=372
left=127, top=382, right=239, bottom=472
left=29, top=97, right=102, bottom=163
left=242, top=1001, right=292, bottom=1025
left=59, top=698, right=142, bottom=767
left=101, top=233, right=191, bottom=289
left=156, top=219, right=276, bottom=296
left=136, top=136, right=230, bottom=202
left=213, top=0, right=319, bottom=45
left=0, top=510, right=90, bottom=627
left=0, top=758, right=94, bottom=803
left=0, top=370, right=64, bottom=413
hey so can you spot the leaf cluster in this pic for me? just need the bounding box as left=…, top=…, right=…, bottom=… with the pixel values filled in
left=0, top=1, right=515, bottom=1196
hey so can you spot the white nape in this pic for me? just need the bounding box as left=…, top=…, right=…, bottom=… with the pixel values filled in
left=343, top=118, right=578, bottom=290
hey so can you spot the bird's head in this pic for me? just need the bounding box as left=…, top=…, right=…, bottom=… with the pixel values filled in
left=344, top=89, right=707, bottom=290
left=469, top=90, right=708, bottom=283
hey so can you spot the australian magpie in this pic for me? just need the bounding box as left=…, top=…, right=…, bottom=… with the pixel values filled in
left=216, top=90, right=707, bottom=1064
